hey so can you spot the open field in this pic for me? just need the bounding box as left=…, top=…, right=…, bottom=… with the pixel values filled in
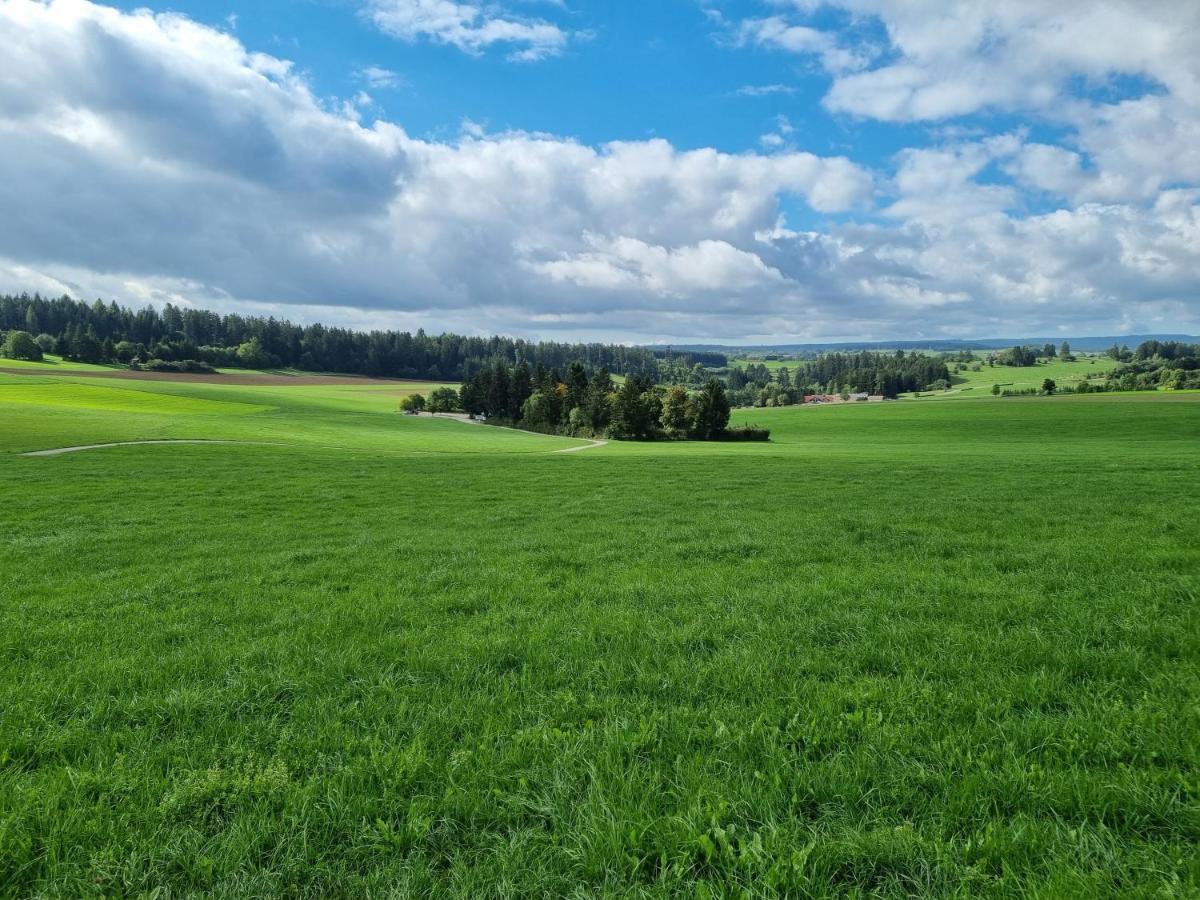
left=1, top=370, right=1198, bottom=896
left=0, top=354, right=125, bottom=373
left=0, top=356, right=453, bottom=387
left=729, top=355, right=801, bottom=373
left=935, top=356, right=1119, bottom=398
left=729, top=353, right=1121, bottom=400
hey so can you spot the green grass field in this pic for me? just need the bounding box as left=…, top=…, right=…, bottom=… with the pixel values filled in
left=729, top=353, right=1120, bottom=401
left=2, top=369, right=1197, bottom=897
left=937, top=356, right=1119, bottom=398
left=0, top=353, right=125, bottom=372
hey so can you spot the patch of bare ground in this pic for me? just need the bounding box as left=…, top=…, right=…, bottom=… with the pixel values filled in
left=0, top=367, right=439, bottom=386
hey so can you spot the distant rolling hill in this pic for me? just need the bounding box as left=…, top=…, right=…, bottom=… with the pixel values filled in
left=666, top=334, right=1198, bottom=354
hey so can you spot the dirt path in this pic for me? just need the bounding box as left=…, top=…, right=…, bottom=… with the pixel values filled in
left=21, top=419, right=609, bottom=457
left=555, top=439, right=608, bottom=453
left=21, top=440, right=282, bottom=457
left=425, top=412, right=608, bottom=452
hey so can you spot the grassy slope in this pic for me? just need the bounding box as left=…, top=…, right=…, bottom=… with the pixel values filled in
left=730, top=354, right=1120, bottom=400
left=938, top=356, right=1119, bottom=398
left=1, top=373, right=1198, bottom=896
left=0, top=375, right=550, bottom=455
left=0, top=353, right=124, bottom=372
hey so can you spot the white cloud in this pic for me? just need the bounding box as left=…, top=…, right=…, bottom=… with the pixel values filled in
left=529, top=235, right=790, bottom=301
left=736, top=84, right=798, bottom=97
left=0, top=0, right=1196, bottom=342
left=760, top=1, right=1200, bottom=126
left=737, top=16, right=873, bottom=74
left=884, top=137, right=1020, bottom=222
left=357, top=65, right=404, bottom=89
left=365, top=0, right=569, bottom=61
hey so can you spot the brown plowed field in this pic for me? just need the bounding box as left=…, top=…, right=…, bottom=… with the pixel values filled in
left=0, top=367, right=440, bottom=386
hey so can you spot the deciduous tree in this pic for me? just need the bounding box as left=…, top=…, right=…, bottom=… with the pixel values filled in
left=1, top=330, right=43, bottom=361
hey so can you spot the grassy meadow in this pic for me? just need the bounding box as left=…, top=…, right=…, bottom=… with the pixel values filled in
left=1, top=369, right=1198, bottom=896
left=939, top=356, right=1118, bottom=398
left=0, top=353, right=125, bottom=373
left=730, top=353, right=1119, bottom=400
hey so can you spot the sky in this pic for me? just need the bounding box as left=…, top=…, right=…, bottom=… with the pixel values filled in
left=0, top=0, right=1197, bottom=344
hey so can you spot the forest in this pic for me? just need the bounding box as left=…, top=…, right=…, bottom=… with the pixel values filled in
left=1102, top=341, right=1200, bottom=391
left=725, top=351, right=952, bottom=406
left=0, top=293, right=664, bottom=380
left=443, top=361, right=768, bottom=441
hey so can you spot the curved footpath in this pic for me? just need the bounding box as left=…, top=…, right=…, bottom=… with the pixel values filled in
left=19, top=426, right=608, bottom=457
left=21, top=440, right=282, bottom=457
left=426, top=412, right=608, bottom=452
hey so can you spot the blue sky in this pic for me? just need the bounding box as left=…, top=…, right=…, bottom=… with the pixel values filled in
left=1, top=0, right=1198, bottom=343
left=103, top=0, right=906, bottom=163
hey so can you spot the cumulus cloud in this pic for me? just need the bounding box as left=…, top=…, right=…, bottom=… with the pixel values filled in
left=529, top=235, right=790, bottom=301
left=364, top=0, right=569, bottom=61
left=757, top=0, right=1200, bottom=122
left=752, top=0, right=1200, bottom=207
left=737, top=16, right=874, bottom=74
left=0, top=0, right=1196, bottom=342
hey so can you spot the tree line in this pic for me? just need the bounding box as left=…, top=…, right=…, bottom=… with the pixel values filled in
left=722, top=351, right=951, bottom=407
left=1104, top=341, right=1200, bottom=391
left=409, top=361, right=767, bottom=441
left=988, top=342, right=1073, bottom=367
left=0, top=293, right=660, bottom=380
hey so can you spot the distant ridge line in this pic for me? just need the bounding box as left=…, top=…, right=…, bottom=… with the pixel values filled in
left=659, top=334, right=1198, bottom=354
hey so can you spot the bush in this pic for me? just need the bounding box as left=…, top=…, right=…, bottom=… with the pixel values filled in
left=236, top=338, right=271, bottom=369
left=427, top=387, right=459, bottom=413
left=113, top=341, right=141, bottom=363
left=140, top=358, right=216, bottom=374
left=34, top=333, right=57, bottom=354
left=400, top=393, right=426, bottom=413
left=718, top=426, right=771, bottom=442
left=1, top=330, right=44, bottom=361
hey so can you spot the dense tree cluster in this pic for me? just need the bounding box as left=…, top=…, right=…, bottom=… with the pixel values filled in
left=0, top=293, right=659, bottom=380
left=725, top=351, right=951, bottom=406
left=992, top=346, right=1040, bottom=367
left=989, top=343, right=1071, bottom=367
left=453, top=361, right=757, bottom=441
left=1104, top=341, right=1200, bottom=391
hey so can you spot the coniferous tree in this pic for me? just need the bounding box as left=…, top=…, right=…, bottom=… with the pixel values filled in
left=564, top=362, right=589, bottom=418
left=610, top=378, right=655, bottom=440
left=583, top=368, right=614, bottom=432
left=691, top=379, right=731, bottom=439
left=510, top=362, right=533, bottom=419
left=74, top=326, right=104, bottom=363
left=488, top=363, right=511, bottom=418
